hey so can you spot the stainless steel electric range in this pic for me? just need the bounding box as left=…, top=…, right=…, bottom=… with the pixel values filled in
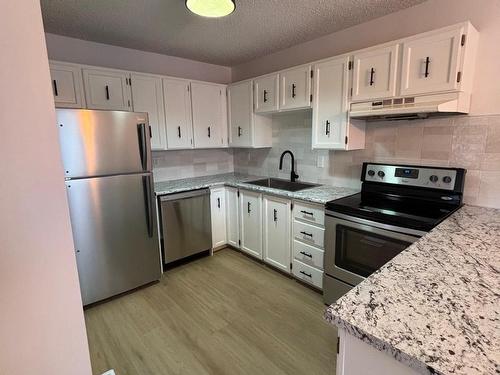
left=323, top=162, right=466, bottom=305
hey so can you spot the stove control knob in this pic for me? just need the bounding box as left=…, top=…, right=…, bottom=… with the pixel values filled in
left=368, top=170, right=375, bottom=177
left=377, top=171, right=385, bottom=178
left=443, top=176, right=452, bottom=184
left=429, top=175, right=439, bottom=183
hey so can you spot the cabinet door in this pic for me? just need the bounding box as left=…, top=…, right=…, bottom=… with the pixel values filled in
left=263, top=196, right=291, bottom=272
left=130, top=74, right=166, bottom=150
left=83, top=68, right=132, bottom=110
left=163, top=78, right=193, bottom=149
left=239, top=190, right=262, bottom=259
left=210, top=188, right=227, bottom=248
left=191, top=82, right=225, bottom=148
left=254, top=74, right=279, bottom=113
left=312, top=57, right=349, bottom=149
left=228, top=81, right=253, bottom=147
left=226, top=187, right=240, bottom=248
left=279, top=66, right=311, bottom=110
left=352, top=45, right=399, bottom=101
left=49, top=62, right=85, bottom=108
left=400, top=28, right=463, bottom=96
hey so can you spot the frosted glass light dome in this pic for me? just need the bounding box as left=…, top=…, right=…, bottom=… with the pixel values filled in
left=186, top=0, right=235, bottom=18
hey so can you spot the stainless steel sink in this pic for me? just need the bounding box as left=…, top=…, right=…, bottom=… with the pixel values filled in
left=246, top=178, right=318, bottom=192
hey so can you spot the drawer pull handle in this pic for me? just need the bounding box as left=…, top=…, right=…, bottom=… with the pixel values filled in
left=273, top=209, right=278, bottom=222
left=217, top=197, right=220, bottom=209
left=300, top=270, right=312, bottom=278
left=299, top=251, right=312, bottom=258
left=247, top=202, right=251, bottom=214
left=300, top=210, right=314, bottom=216
left=300, top=231, right=313, bottom=238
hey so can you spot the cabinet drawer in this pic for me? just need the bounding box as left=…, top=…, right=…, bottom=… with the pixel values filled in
left=293, top=220, right=325, bottom=248
left=292, top=260, right=323, bottom=289
left=293, top=240, right=324, bottom=270
left=293, top=202, right=324, bottom=226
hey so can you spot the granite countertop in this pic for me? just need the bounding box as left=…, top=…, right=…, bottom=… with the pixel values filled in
left=325, top=205, right=500, bottom=375
left=154, top=172, right=359, bottom=205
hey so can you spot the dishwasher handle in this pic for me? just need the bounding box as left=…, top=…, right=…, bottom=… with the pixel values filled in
left=159, top=188, right=210, bottom=202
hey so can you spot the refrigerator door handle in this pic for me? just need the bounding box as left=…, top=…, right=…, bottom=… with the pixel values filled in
left=137, top=123, right=148, bottom=171
left=142, top=175, right=154, bottom=238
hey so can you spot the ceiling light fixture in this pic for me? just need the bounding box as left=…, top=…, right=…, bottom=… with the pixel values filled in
left=185, top=0, right=235, bottom=18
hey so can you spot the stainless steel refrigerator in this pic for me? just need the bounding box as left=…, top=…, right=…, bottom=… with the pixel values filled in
left=57, top=109, right=161, bottom=305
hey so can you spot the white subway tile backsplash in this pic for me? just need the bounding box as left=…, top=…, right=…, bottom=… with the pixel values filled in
left=234, top=113, right=500, bottom=208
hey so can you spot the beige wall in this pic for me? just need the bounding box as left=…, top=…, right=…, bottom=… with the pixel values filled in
left=232, top=0, right=500, bottom=116
left=0, top=1, right=92, bottom=374
left=45, top=33, right=232, bottom=84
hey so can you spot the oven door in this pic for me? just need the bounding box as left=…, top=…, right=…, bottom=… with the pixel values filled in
left=324, top=212, right=423, bottom=286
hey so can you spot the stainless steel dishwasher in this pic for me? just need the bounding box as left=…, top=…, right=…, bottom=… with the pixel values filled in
left=160, top=189, right=212, bottom=264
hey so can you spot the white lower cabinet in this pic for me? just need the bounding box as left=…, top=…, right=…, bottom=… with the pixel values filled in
left=292, top=260, right=323, bottom=289
left=263, top=195, right=291, bottom=272
left=210, top=187, right=227, bottom=248
left=239, top=190, right=262, bottom=259
left=225, top=187, right=240, bottom=248
left=292, top=202, right=325, bottom=289
left=293, top=240, right=324, bottom=270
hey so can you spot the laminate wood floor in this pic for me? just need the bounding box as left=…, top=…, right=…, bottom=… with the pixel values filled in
left=84, top=248, right=337, bottom=375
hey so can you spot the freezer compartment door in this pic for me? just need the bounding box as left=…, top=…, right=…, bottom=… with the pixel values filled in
left=66, top=173, right=161, bottom=305
left=57, top=109, right=151, bottom=178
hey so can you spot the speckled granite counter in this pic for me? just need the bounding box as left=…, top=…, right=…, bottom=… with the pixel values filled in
left=325, top=205, right=500, bottom=375
left=154, top=173, right=358, bottom=205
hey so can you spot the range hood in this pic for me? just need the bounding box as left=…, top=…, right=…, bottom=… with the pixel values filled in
left=349, top=92, right=470, bottom=120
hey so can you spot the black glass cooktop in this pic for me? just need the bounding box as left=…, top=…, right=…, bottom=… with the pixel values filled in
left=325, top=192, right=461, bottom=232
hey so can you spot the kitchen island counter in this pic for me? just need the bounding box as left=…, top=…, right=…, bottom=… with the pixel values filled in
left=325, top=205, right=500, bottom=375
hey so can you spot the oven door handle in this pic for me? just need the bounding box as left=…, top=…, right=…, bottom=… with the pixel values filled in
left=325, top=210, right=427, bottom=238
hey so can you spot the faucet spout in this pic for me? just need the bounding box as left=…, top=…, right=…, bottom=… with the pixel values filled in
left=279, top=150, right=299, bottom=182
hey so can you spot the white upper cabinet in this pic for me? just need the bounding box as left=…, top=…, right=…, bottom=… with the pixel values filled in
left=400, top=24, right=470, bottom=96
left=82, top=68, right=132, bottom=111
left=210, top=187, right=227, bottom=248
left=263, top=196, right=291, bottom=273
left=352, top=44, right=399, bottom=101
left=312, top=56, right=365, bottom=150
left=279, top=65, right=312, bottom=111
left=49, top=62, right=86, bottom=108
left=228, top=81, right=252, bottom=147
left=162, top=78, right=193, bottom=149
left=312, top=57, right=349, bottom=149
left=239, top=190, right=262, bottom=259
left=191, top=82, right=227, bottom=148
left=254, top=74, right=279, bottom=113
left=228, top=80, right=272, bottom=148
left=130, top=73, right=166, bottom=150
